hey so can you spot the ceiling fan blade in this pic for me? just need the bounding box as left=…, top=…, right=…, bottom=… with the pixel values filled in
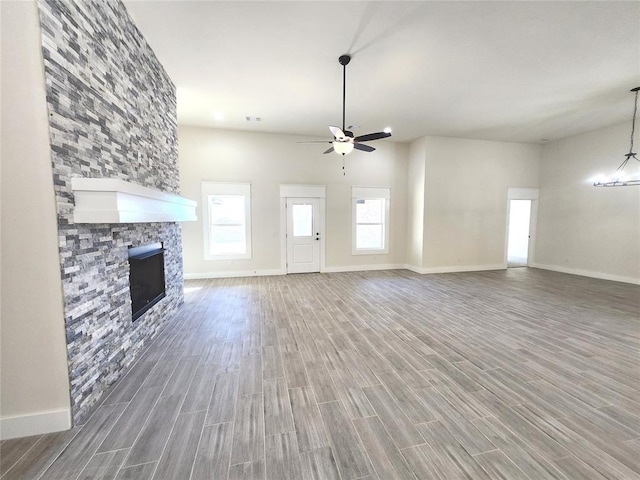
left=296, top=141, right=332, bottom=144
left=329, top=125, right=346, bottom=140
left=354, top=131, right=391, bottom=142
left=323, top=146, right=335, bottom=154
left=354, top=143, right=375, bottom=152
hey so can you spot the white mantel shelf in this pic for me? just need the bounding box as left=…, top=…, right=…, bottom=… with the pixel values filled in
left=71, top=178, right=197, bottom=224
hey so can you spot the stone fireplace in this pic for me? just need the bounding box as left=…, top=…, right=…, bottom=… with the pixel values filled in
left=37, top=0, right=190, bottom=423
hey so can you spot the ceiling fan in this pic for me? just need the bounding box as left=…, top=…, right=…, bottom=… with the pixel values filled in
left=300, top=54, right=392, bottom=157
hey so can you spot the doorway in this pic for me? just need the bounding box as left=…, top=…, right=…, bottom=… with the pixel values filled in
left=286, top=198, right=321, bottom=273
left=507, top=200, right=531, bottom=267
left=505, top=187, right=539, bottom=268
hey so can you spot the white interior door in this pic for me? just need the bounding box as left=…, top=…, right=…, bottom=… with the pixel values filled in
left=286, top=198, right=320, bottom=273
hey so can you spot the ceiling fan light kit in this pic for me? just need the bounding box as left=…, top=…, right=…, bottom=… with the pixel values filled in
left=298, top=54, right=392, bottom=173
left=334, top=141, right=354, bottom=155
left=593, top=86, right=640, bottom=187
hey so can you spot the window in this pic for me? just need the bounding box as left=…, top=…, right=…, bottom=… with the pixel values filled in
left=202, top=182, right=251, bottom=260
left=352, top=187, right=390, bottom=255
left=292, top=203, right=313, bottom=237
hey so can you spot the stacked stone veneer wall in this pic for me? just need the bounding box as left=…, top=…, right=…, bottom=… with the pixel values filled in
left=37, top=0, right=183, bottom=423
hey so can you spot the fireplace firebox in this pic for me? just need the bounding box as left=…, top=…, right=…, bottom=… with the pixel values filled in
left=128, top=242, right=166, bottom=321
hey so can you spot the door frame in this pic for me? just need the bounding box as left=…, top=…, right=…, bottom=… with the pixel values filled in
left=279, top=185, right=326, bottom=274
left=504, top=187, right=539, bottom=267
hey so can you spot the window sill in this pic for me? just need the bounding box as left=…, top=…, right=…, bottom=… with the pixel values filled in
left=352, top=248, right=389, bottom=256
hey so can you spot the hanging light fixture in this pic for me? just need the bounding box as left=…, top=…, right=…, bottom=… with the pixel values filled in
left=594, top=87, right=640, bottom=187
left=333, top=141, right=354, bottom=155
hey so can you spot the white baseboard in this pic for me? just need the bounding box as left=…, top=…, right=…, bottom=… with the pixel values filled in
left=184, top=269, right=286, bottom=280
left=404, top=264, right=429, bottom=274
left=0, top=409, right=71, bottom=440
left=185, top=263, right=513, bottom=279
left=404, top=263, right=506, bottom=274
left=185, top=265, right=408, bottom=278
left=322, top=264, right=406, bottom=273
left=530, top=263, right=640, bottom=285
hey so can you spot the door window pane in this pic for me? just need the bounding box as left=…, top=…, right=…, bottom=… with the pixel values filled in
left=292, top=204, right=313, bottom=237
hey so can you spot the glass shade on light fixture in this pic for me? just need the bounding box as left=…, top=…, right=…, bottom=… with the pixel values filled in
left=333, top=141, right=354, bottom=155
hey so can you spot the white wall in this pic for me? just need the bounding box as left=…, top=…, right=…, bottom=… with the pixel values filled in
left=534, top=123, right=640, bottom=283
left=0, top=0, right=71, bottom=439
left=179, top=126, right=408, bottom=277
left=406, top=138, right=426, bottom=267
left=407, top=136, right=541, bottom=272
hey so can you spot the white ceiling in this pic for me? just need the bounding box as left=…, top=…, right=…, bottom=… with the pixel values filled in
left=123, top=1, right=640, bottom=144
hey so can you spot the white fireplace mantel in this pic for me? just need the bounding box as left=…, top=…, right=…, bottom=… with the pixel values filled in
left=71, top=178, right=197, bottom=224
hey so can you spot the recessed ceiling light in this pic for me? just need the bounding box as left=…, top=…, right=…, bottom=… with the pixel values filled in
left=213, top=111, right=224, bottom=121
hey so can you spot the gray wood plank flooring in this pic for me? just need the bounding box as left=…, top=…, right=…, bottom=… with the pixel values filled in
left=2, top=268, right=639, bottom=479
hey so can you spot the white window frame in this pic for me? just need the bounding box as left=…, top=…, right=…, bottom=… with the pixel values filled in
left=201, top=182, right=252, bottom=260
left=352, top=186, right=390, bottom=255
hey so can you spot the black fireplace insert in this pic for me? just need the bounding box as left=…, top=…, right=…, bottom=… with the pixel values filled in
left=128, top=242, right=166, bottom=321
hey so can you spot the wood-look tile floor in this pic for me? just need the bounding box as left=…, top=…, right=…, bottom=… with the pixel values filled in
left=2, top=268, right=639, bottom=480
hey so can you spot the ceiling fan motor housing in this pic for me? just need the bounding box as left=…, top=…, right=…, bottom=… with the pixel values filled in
left=339, top=54, right=351, bottom=66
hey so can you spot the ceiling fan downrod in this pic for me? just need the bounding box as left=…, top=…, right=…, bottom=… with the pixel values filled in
left=339, top=54, right=351, bottom=133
